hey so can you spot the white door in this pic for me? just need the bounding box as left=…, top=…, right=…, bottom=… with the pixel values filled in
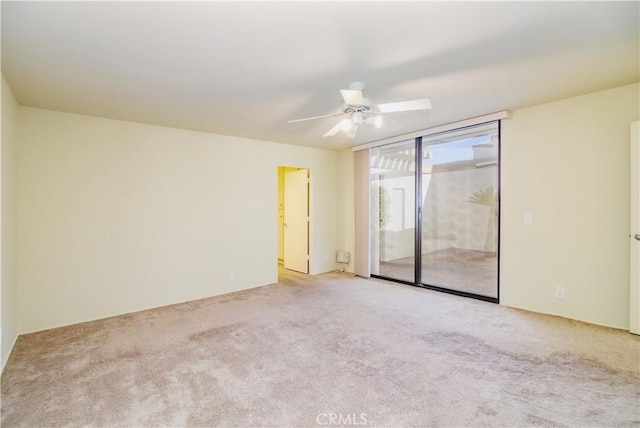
left=284, top=169, right=309, bottom=273
left=630, top=122, right=640, bottom=335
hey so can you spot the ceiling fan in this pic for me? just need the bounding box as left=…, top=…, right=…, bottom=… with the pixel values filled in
left=288, top=82, right=432, bottom=138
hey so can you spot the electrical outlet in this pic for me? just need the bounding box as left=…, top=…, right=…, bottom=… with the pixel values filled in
left=229, top=270, right=236, bottom=280
left=555, top=286, right=565, bottom=299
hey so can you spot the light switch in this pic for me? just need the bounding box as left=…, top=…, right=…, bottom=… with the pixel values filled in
left=523, top=213, right=533, bottom=225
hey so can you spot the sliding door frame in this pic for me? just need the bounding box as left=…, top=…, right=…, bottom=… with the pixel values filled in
left=414, top=136, right=423, bottom=286
left=370, top=121, right=501, bottom=304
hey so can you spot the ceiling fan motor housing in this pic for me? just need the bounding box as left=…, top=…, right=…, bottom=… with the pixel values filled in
left=343, top=98, right=372, bottom=123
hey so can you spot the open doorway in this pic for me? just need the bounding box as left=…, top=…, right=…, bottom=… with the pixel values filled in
left=278, top=166, right=310, bottom=274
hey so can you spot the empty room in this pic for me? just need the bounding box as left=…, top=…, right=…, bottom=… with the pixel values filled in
left=1, top=2, right=639, bottom=427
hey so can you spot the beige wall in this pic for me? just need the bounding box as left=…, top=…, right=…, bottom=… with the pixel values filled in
left=501, top=82, right=639, bottom=329
left=337, top=149, right=355, bottom=273
left=1, top=75, right=19, bottom=369
left=17, top=107, right=339, bottom=333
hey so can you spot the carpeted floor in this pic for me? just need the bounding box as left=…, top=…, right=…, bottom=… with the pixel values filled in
left=1, top=270, right=638, bottom=427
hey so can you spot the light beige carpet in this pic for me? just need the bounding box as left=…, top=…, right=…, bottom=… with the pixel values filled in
left=2, top=270, right=639, bottom=427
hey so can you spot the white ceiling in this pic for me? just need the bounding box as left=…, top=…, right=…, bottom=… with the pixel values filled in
left=2, top=1, right=638, bottom=150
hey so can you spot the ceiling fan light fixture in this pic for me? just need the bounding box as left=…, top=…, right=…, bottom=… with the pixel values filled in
left=340, top=119, right=352, bottom=131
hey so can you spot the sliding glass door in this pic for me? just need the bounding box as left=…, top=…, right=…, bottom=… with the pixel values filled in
left=369, top=121, right=500, bottom=302
left=370, top=140, right=416, bottom=283
left=421, top=122, right=499, bottom=299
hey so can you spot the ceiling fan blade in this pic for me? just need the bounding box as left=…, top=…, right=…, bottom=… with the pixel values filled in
left=340, top=89, right=363, bottom=106
left=346, top=123, right=360, bottom=139
left=288, top=112, right=344, bottom=123
left=375, top=98, right=432, bottom=113
left=323, top=121, right=347, bottom=137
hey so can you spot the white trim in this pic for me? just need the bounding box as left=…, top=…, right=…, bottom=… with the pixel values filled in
left=351, top=110, right=510, bottom=152
left=630, top=121, right=639, bottom=335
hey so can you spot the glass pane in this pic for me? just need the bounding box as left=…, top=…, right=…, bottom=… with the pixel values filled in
left=421, top=122, right=499, bottom=298
left=370, top=140, right=416, bottom=283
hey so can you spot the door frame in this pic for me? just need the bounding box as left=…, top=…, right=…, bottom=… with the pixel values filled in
left=630, top=121, right=639, bottom=335
left=278, top=166, right=310, bottom=274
